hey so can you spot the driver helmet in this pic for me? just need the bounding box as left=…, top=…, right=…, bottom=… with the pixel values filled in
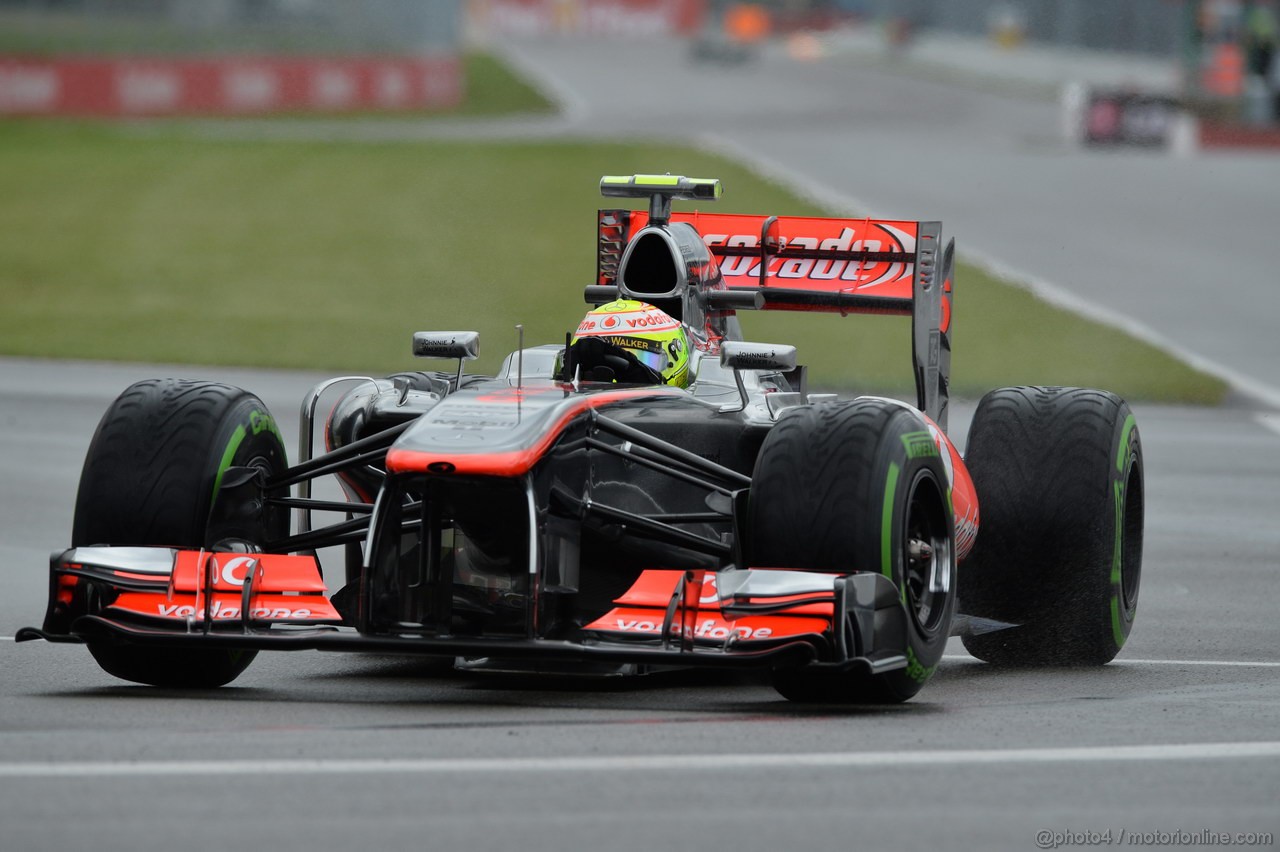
left=568, top=299, right=691, bottom=388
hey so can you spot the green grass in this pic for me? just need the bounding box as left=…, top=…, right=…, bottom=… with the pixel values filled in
left=457, top=52, right=557, bottom=117
left=0, top=121, right=1226, bottom=404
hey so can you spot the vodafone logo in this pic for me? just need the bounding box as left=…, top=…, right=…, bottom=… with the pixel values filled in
left=218, top=555, right=258, bottom=587
left=602, top=315, right=619, bottom=329
left=157, top=601, right=314, bottom=620
left=610, top=617, right=773, bottom=640
left=699, top=574, right=720, bottom=604
left=625, top=314, right=672, bottom=329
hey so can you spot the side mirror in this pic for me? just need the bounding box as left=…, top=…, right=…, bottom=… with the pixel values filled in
left=719, top=341, right=798, bottom=413
left=412, top=331, right=480, bottom=361
left=720, top=341, right=797, bottom=372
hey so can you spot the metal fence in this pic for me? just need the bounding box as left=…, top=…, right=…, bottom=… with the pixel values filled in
left=0, top=0, right=461, bottom=54
left=0, top=0, right=1189, bottom=57
left=847, top=0, right=1185, bottom=57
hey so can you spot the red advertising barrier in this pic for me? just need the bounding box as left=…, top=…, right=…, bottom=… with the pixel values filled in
left=469, top=0, right=704, bottom=37
left=0, top=54, right=461, bottom=116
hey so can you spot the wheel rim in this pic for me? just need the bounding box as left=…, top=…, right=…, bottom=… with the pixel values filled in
left=903, top=471, right=951, bottom=636
left=1120, top=462, right=1144, bottom=612
left=208, top=453, right=283, bottom=549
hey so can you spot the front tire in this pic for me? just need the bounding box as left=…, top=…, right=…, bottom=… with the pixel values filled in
left=747, top=399, right=957, bottom=703
left=959, top=386, right=1144, bottom=666
left=73, top=378, right=289, bottom=687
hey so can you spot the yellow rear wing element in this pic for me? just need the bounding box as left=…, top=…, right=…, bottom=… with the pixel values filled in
left=599, top=174, right=721, bottom=225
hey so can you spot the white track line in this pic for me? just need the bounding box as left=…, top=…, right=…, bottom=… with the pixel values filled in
left=1, top=742, right=1277, bottom=779
left=1110, top=658, right=1280, bottom=668
left=942, top=654, right=1280, bottom=668
left=1256, top=412, right=1280, bottom=439
left=493, top=41, right=589, bottom=126
left=962, top=249, right=1280, bottom=412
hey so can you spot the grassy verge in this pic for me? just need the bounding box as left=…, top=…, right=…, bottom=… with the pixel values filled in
left=456, top=52, right=557, bottom=117
left=0, top=121, right=1225, bottom=404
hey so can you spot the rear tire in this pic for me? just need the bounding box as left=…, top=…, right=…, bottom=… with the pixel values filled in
left=959, top=386, right=1143, bottom=666
left=747, top=399, right=956, bottom=703
left=73, top=379, right=289, bottom=687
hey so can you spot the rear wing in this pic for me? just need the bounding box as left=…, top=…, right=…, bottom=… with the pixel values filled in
left=596, top=208, right=955, bottom=429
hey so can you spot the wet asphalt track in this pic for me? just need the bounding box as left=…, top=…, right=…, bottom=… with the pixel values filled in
left=2, top=34, right=1279, bottom=852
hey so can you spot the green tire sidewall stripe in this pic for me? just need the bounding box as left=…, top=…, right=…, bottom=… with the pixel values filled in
left=211, top=424, right=248, bottom=508
left=1110, top=597, right=1124, bottom=650
left=1110, top=413, right=1138, bottom=649
left=1115, top=413, right=1136, bottom=473
left=881, top=461, right=900, bottom=581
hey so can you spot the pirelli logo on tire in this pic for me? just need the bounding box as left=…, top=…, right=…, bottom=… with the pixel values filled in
left=901, top=431, right=940, bottom=460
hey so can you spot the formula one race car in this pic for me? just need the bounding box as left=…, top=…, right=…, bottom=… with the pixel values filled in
left=19, top=175, right=1146, bottom=703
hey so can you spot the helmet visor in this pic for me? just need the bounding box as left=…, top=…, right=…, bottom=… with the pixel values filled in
left=626, top=347, right=669, bottom=374
left=605, top=336, right=669, bottom=374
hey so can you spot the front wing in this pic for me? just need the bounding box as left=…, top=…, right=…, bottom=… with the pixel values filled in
left=19, top=548, right=913, bottom=677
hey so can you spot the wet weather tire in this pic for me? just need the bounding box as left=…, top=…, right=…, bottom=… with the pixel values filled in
left=72, top=378, right=289, bottom=688
left=959, top=386, right=1143, bottom=666
left=747, top=399, right=957, bottom=703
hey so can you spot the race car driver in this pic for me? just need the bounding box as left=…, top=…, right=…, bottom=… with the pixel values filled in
left=560, top=299, right=691, bottom=388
